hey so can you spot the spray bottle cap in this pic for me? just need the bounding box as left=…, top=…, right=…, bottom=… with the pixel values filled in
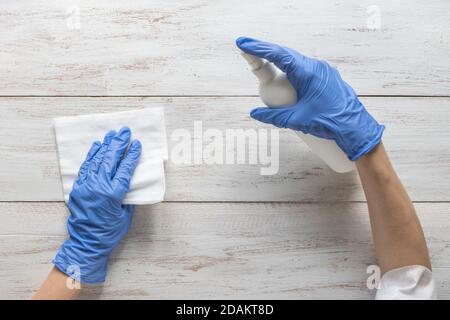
left=241, top=52, right=264, bottom=69
left=241, top=52, right=277, bottom=83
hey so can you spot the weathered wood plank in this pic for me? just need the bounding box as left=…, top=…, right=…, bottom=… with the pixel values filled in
left=0, top=97, right=449, bottom=201
left=0, top=202, right=449, bottom=299
left=0, top=0, right=449, bottom=96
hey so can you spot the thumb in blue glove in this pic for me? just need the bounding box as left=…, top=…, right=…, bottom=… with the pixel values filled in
left=53, top=127, right=142, bottom=284
left=236, top=36, right=384, bottom=161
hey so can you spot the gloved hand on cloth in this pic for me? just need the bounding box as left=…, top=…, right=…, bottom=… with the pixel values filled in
left=53, top=127, right=141, bottom=284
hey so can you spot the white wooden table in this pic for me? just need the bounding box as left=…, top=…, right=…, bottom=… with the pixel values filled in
left=1, top=0, right=449, bottom=299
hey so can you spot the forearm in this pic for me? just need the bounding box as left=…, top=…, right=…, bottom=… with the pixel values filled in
left=356, top=142, right=431, bottom=274
left=32, top=267, right=81, bottom=300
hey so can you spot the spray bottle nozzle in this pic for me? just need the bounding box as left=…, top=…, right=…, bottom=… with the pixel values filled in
left=241, top=52, right=264, bottom=70
left=240, top=52, right=276, bottom=83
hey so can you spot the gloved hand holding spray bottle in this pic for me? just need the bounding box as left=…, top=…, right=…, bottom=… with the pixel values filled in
left=237, top=37, right=384, bottom=172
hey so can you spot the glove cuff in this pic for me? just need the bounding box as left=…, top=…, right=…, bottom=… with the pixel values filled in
left=53, top=238, right=109, bottom=284
left=348, top=124, right=385, bottom=161
left=335, top=100, right=385, bottom=161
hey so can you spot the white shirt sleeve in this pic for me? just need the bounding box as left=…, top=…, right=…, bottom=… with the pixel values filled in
left=375, top=265, right=437, bottom=300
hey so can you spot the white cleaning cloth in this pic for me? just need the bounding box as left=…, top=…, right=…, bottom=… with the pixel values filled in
left=54, top=108, right=168, bottom=205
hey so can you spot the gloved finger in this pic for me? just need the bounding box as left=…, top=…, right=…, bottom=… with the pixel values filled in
left=77, top=140, right=101, bottom=182
left=250, top=106, right=295, bottom=129
left=100, top=126, right=132, bottom=178
left=113, top=140, right=142, bottom=195
left=89, top=130, right=116, bottom=174
left=236, top=36, right=306, bottom=76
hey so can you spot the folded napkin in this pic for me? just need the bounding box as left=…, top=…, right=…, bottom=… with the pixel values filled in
left=54, top=108, right=167, bottom=205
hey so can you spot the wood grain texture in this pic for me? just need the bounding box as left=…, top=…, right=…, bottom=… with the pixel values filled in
left=1, top=0, right=449, bottom=301
left=0, top=97, right=449, bottom=202
left=0, top=0, right=449, bottom=96
left=0, top=202, right=449, bottom=299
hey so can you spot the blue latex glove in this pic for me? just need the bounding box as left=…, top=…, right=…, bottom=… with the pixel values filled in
left=53, top=127, right=142, bottom=284
left=236, top=37, right=385, bottom=161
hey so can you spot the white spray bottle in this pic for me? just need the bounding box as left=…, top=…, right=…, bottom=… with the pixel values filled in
left=241, top=52, right=354, bottom=173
